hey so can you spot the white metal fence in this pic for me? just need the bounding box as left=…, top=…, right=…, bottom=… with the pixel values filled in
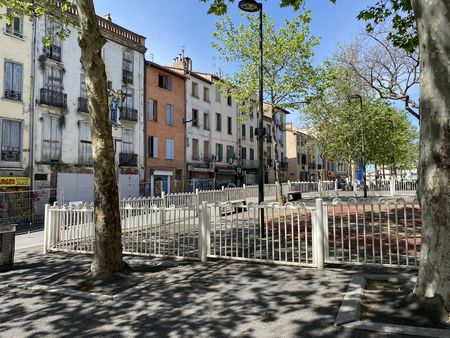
left=44, top=196, right=422, bottom=269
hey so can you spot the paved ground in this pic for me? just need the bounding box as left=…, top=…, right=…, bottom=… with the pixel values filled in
left=0, top=244, right=427, bottom=338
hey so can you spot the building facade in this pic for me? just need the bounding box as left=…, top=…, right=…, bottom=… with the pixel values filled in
left=145, top=61, right=185, bottom=195
left=169, top=56, right=215, bottom=191
left=263, top=104, right=288, bottom=183
left=0, top=9, right=32, bottom=190
left=32, top=14, right=146, bottom=202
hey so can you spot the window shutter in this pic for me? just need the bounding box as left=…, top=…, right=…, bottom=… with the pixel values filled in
left=4, top=61, right=12, bottom=91
left=153, top=137, right=158, bottom=158
left=167, top=77, right=172, bottom=91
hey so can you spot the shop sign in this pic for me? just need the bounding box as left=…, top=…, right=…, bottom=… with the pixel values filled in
left=0, top=177, right=30, bottom=187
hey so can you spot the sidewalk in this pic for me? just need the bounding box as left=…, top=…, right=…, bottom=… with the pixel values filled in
left=0, top=246, right=425, bottom=338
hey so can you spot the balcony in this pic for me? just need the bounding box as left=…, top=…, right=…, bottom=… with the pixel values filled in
left=122, top=69, right=133, bottom=84
left=44, top=45, right=61, bottom=62
left=119, top=107, right=138, bottom=122
left=119, top=153, right=137, bottom=167
left=192, top=154, right=200, bottom=161
left=40, top=88, right=67, bottom=108
left=241, top=159, right=258, bottom=169
left=78, top=97, right=89, bottom=113
left=3, top=90, right=21, bottom=101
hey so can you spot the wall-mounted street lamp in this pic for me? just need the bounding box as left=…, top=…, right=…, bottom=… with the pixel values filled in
left=348, top=93, right=367, bottom=198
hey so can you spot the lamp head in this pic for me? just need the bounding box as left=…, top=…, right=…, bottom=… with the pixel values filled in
left=238, top=0, right=261, bottom=12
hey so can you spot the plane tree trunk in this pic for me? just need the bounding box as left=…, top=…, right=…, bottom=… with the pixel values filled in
left=76, top=0, right=123, bottom=275
left=412, top=0, right=450, bottom=310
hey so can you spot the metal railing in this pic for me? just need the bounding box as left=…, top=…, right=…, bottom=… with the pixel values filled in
left=44, top=197, right=422, bottom=269
left=119, top=153, right=138, bottom=167
left=3, top=89, right=22, bottom=101
left=40, top=88, right=67, bottom=108
left=78, top=97, right=88, bottom=113
left=325, top=198, right=421, bottom=267
left=119, top=107, right=138, bottom=122
left=44, top=45, right=61, bottom=62
left=122, top=69, right=133, bottom=84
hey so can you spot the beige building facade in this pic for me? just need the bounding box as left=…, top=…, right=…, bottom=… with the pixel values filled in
left=0, top=9, right=32, bottom=189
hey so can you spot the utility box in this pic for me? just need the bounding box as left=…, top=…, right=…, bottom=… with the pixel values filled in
left=0, top=224, right=16, bottom=272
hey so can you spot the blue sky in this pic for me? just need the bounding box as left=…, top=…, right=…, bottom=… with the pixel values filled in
left=93, top=0, right=386, bottom=125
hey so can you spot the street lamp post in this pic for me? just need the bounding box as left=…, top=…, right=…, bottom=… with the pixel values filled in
left=348, top=94, right=367, bottom=198
left=238, top=0, right=265, bottom=227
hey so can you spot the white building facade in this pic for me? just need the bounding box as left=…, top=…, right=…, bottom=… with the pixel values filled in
left=31, top=14, right=146, bottom=202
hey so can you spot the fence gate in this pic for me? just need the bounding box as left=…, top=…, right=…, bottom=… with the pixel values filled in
left=207, top=202, right=318, bottom=267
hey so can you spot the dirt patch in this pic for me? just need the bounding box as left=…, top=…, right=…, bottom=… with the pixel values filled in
left=361, top=279, right=450, bottom=330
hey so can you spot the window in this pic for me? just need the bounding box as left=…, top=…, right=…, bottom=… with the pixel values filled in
left=203, top=113, right=210, bottom=130
left=226, top=145, right=234, bottom=159
left=5, top=9, right=23, bottom=38
left=203, top=141, right=209, bottom=160
left=122, top=49, right=133, bottom=84
left=79, top=122, right=92, bottom=166
left=227, top=94, right=232, bottom=106
left=148, top=99, right=157, bottom=121
left=267, top=146, right=272, bottom=159
left=80, top=74, right=87, bottom=98
left=191, top=82, right=199, bottom=97
left=42, top=116, right=61, bottom=162
left=192, top=109, right=198, bottom=127
left=166, top=139, right=174, bottom=159
left=215, top=143, right=223, bottom=162
left=121, top=86, right=134, bottom=110
left=203, top=87, right=210, bottom=102
left=122, top=129, right=133, bottom=154
left=227, top=116, right=232, bottom=135
left=215, top=84, right=221, bottom=102
left=250, top=126, right=254, bottom=141
left=242, top=147, right=247, bottom=160
left=216, top=113, right=222, bottom=131
left=45, top=66, right=63, bottom=92
left=166, top=104, right=174, bottom=125
left=44, top=17, right=62, bottom=61
left=242, top=124, right=246, bottom=139
left=297, top=152, right=300, bottom=164
left=3, top=60, right=22, bottom=101
left=192, top=138, right=199, bottom=160
left=158, top=74, right=172, bottom=91
left=148, top=136, right=158, bottom=158
left=0, top=119, right=21, bottom=165
left=249, top=148, right=254, bottom=161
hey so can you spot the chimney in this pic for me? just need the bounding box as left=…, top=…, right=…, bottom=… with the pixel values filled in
left=102, top=13, right=112, bottom=21
left=172, top=49, right=192, bottom=75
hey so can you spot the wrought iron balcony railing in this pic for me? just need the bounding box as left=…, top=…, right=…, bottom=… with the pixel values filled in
left=122, top=69, right=133, bottom=84
left=40, top=88, right=67, bottom=108
left=3, top=90, right=21, bottom=101
left=119, top=107, right=138, bottom=122
left=119, top=152, right=137, bottom=167
left=44, top=45, right=62, bottom=62
left=78, top=97, right=88, bottom=113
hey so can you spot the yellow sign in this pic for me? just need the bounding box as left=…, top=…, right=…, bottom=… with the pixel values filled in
left=0, top=177, right=30, bottom=187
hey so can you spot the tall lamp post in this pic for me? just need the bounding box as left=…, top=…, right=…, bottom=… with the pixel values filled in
left=348, top=94, right=367, bottom=198
left=238, top=0, right=265, bottom=222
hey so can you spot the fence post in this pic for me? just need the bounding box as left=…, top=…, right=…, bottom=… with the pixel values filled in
left=199, top=201, right=210, bottom=262
left=390, top=178, right=395, bottom=196
left=195, top=188, right=200, bottom=209
left=161, top=191, right=166, bottom=207
left=318, top=180, right=323, bottom=198
left=334, top=179, right=339, bottom=197
left=313, top=198, right=325, bottom=269
left=43, top=204, right=50, bottom=254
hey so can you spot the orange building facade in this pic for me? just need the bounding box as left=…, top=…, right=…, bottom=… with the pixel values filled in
left=145, top=62, right=186, bottom=195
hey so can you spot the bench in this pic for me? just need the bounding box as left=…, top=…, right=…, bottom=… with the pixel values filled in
left=287, top=191, right=302, bottom=201
left=219, top=200, right=247, bottom=215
